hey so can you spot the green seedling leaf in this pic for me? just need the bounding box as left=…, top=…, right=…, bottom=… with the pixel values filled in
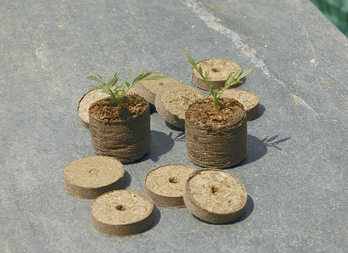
left=87, top=64, right=172, bottom=107
left=238, top=68, right=253, bottom=80
left=137, top=64, right=146, bottom=76
left=87, top=75, right=103, bottom=83
left=128, top=69, right=133, bottom=84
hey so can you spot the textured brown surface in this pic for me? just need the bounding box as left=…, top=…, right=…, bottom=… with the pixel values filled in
left=91, top=190, right=154, bottom=236
left=64, top=156, right=125, bottom=199
left=135, top=73, right=181, bottom=104
left=144, top=164, right=197, bottom=208
left=155, top=82, right=204, bottom=129
left=183, top=169, right=247, bottom=224
left=218, top=88, right=260, bottom=121
left=185, top=98, right=247, bottom=168
left=89, top=93, right=151, bottom=163
left=191, top=58, right=241, bottom=90
left=77, top=88, right=138, bottom=129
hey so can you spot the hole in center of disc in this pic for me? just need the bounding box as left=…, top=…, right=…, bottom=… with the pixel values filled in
left=116, top=205, right=126, bottom=211
left=169, top=177, right=179, bottom=184
left=212, top=68, right=219, bottom=72
left=211, top=186, right=218, bottom=194
left=89, top=169, right=99, bottom=175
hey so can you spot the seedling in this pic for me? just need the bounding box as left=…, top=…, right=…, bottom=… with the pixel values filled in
left=186, top=48, right=252, bottom=111
left=88, top=64, right=171, bottom=107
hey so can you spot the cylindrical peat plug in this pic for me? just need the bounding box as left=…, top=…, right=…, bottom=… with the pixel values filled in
left=191, top=59, right=241, bottom=91
left=89, top=93, right=151, bottom=163
left=64, top=156, right=125, bottom=199
left=183, top=169, right=248, bottom=224
left=144, top=164, right=197, bottom=209
left=155, top=82, right=204, bottom=129
left=77, top=88, right=138, bottom=129
left=185, top=98, right=247, bottom=169
left=91, top=190, right=155, bottom=236
left=218, top=88, right=260, bottom=121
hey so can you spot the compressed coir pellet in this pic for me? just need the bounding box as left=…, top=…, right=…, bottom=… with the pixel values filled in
left=144, top=164, right=197, bottom=209
left=89, top=93, right=151, bottom=163
left=64, top=156, right=125, bottom=199
left=183, top=169, right=247, bottom=224
left=77, top=88, right=138, bottom=129
left=155, top=82, right=204, bottom=129
left=135, top=73, right=182, bottom=105
left=185, top=98, right=247, bottom=168
left=91, top=190, right=154, bottom=236
left=212, top=88, right=260, bottom=121
left=191, top=58, right=241, bottom=90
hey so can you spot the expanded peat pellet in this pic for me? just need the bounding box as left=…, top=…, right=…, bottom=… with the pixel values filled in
left=144, top=164, right=197, bottom=208
left=218, top=88, right=260, bottom=121
left=77, top=88, right=138, bottom=129
left=64, top=156, right=125, bottom=199
left=91, top=190, right=154, bottom=236
left=183, top=169, right=247, bottom=224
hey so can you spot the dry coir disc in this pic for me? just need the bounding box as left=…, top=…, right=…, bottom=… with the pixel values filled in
left=191, top=58, right=241, bottom=91
left=64, top=156, right=125, bottom=199
left=77, top=88, right=138, bottom=129
left=155, top=82, right=204, bottom=129
left=213, top=88, right=260, bottom=121
left=183, top=169, right=247, bottom=224
left=144, top=164, right=197, bottom=209
left=91, top=189, right=155, bottom=236
left=135, top=73, right=182, bottom=105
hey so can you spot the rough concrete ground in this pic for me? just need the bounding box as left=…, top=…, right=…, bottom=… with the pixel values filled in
left=0, top=0, right=347, bottom=252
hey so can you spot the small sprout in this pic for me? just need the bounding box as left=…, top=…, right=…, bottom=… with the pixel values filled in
left=88, top=64, right=172, bottom=107
left=186, top=48, right=252, bottom=111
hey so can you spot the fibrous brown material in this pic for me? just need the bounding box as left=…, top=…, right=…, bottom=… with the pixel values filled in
left=185, top=98, right=247, bottom=168
left=183, top=169, right=247, bottom=224
left=191, top=59, right=241, bottom=90
left=144, top=164, right=197, bottom=208
left=134, top=73, right=181, bottom=105
left=89, top=93, right=151, bottom=163
left=91, top=190, right=154, bottom=236
left=155, top=82, right=204, bottom=129
left=218, top=88, right=260, bottom=121
left=64, top=156, right=125, bottom=199
left=77, top=88, right=138, bottom=129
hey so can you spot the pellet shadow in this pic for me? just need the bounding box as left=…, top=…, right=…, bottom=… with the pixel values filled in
left=146, top=205, right=161, bottom=231
left=137, top=130, right=175, bottom=163
left=236, top=134, right=291, bottom=167
left=121, top=171, right=132, bottom=189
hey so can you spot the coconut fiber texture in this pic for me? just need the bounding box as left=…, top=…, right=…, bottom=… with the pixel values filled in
left=64, top=156, right=125, bottom=199
left=89, top=94, right=151, bottom=163
left=91, top=190, right=154, bottom=236
left=183, top=169, right=247, bottom=224
left=155, top=81, right=204, bottom=129
left=185, top=98, right=247, bottom=168
left=144, top=164, right=197, bottom=208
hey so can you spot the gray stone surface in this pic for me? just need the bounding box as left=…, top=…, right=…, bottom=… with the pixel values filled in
left=0, top=0, right=347, bottom=252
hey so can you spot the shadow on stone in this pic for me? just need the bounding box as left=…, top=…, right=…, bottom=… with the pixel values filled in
left=237, top=134, right=291, bottom=166
left=121, top=171, right=132, bottom=189
left=147, top=205, right=161, bottom=231
left=138, top=130, right=175, bottom=163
